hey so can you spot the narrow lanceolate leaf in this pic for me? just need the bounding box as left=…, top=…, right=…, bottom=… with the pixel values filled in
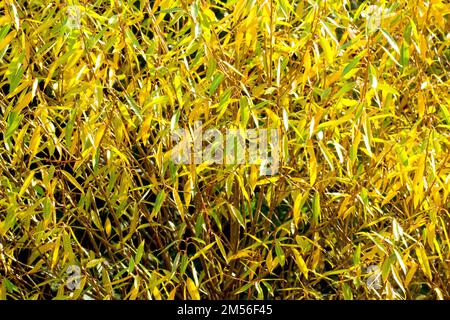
left=151, top=190, right=166, bottom=219
left=0, top=30, right=16, bottom=52
left=282, top=107, right=289, bottom=131
left=307, top=140, right=317, bottom=185
left=275, top=243, right=286, bottom=267
left=5, top=111, right=23, bottom=141
left=124, top=93, right=143, bottom=123
left=190, top=242, right=216, bottom=262
left=381, top=29, right=400, bottom=54
left=104, top=217, right=112, bottom=237
left=28, top=127, right=41, bottom=158
left=186, top=277, right=200, bottom=300
left=173, top=189, right=185, bottom=221
left=441, top=101, right=450, bottom=124
left=341, top=52, right=364, bottom=79
left=135, top=240, right=145, bottom=265
left=293, top=193, right=302, bottom=224
left=415, top=246, right=432, bottom=281
left=94, top=124, right=107, bottom=149
left=227, top=204, right=245, bottom=228
left=51, top=236, right=61, bottom=270
left=19, top=171, right=35, bottom=197
left=400, top=41, right=409, bottom=71
left=7, top=51, right=25, bottom=93
left=312, top=191, right=321, bottom=225
left=209, top=72, right=224, bottom=95
left=342, top=283, right=353, bottom=300
left=61, top=170, right=85, bottom=194
left=292, top=248, right=309, bottom=279
left=319, top=36, right=333, bottom=65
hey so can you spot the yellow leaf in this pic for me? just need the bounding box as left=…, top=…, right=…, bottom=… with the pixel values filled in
left=152, top=286, right=162, bottom=300
left=65, top=49, right=84, bottom=69
left=302, top=50, right=311, bottom=86
left=293, top=193, right=307, bottom=225
left=415, top=246, right=432, bottom=281
left=215, top=235, right=228, bottom=263
left=138, top=114, right=153, bottom=144
left=19, top=170, right=35, bottom=197
left=311, top=248, right=321, bottom=271
left=228, top=249, right=251, bottom=261
left=435, top=288, right=444, bottom=300
left=44, top=60, right=58, bottom=89
left=404, top=263, right=417, bottom=288
left=307, top=140, right=317, bottom=185
left=102, top=268, right=112, bottom=294
left=417, top=91, right=425, bottom=117
left=184, top=179, right=192, bottom=208
left=168, top=287, right=177, bottom=300
left=249, top=165, right=258, bottom=193
left=105, top=217, right=112, bottom=237
left=129, top=286, right=138, bottom=300
left=0, top=30, right=16, bottom=51
left=266, top=250, right=279, bottom=273
left=0, top=279, right=6, bottom=300
left=28, top=127, right=41, bottom=158
left=319, top=36, right=333, bottom=65
left=292, top=248, right=308, bottom=279
left=0, top=15, right=12, bottom=26
left=61, top=170, right=85, bottom=194
left=86, top=258, right=105, bottom=268
left=189, top=242, right=216, bottom=262
left=256, top=176, right=279, bottom=186
left=413, top=154, right=426, bottom=208
left=173, top=189, right=185, bottom=221
left=14, top=91, right=33, bottom=113
left=236, top=174, right=250, bottom=203
left=118, top=102, right=134, bottom=127
left=51, top=236, right=61, bottom=270
left=186, top=277, right=200, bottom=300
left=94, top=124, right=107, bottom=149
left=108, top=146, right=130, bottom=165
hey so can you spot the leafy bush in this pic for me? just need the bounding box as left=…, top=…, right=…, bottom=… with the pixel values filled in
left=0, top=0, right=449, bottom=300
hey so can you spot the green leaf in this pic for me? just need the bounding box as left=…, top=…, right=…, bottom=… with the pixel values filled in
left=313, top=191, right=321, bottom=224
left=341, top=52, right=364, bottom=79
left=5, top=111, right=23, bottom=142
left=381, top=254, right=396, bottom=281
left=206, top=57, right=216, bottom=78
left=381, top=29, right=400, bottom=54
left=7, top=50, right=25, bottom=93
left=342, top=283, right=353, bottom=300
left=65, top=108, right=77, bottom=148
left=228, top=204, right=245, bottom=228
left=440, top=103, right=450, bottom=125
left=124, top=93, right=143, bottom=123
left=275, top=243, right=285, bottom=267
left=151, top=190, right=166, bottom=218
left=353, top=244, right=361, bottom=265
left=135, top=240, right=145, bottom=265
left=210, top=72, right=224, bottom=95
left=400, top=42, right=409, bottom=72
left=128, top=256, right=135, bottom=274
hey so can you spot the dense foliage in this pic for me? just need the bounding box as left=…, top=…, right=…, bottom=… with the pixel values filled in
left=0, top=0, right=449, bottom=300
